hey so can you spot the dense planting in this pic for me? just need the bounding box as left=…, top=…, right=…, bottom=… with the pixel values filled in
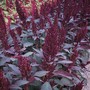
left=0, top=0, right=90, bottom=90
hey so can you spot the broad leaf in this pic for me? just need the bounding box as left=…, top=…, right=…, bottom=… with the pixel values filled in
left=8, top=64, right=21, bottom=74
left=64, top=44, right=73, bottom=49
left=34, top=71, right=49, bottom=77
left=15, top=80, right=29, bottom=86
left=53, top=70, right=72, bottom=79
left=58, top=60, right=72, bottom=64
left=23, top=52, right=33, bottom=57
left=10, top=85, right=22, bottom=90
left=33, top=48, right=44, bottom=58
left=41, top=82, right=52, bottom=90
left=60, top=78, right=73, bottom=86
left=23, top=42, right=33, bottom=47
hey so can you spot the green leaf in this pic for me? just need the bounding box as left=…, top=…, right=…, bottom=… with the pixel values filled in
left=60, top=78, right=73, bottom=86
left=8, top=64, right=21, bottom=74
left=53, top=87, right=59, bottom=90
left=23, top=42, right=33, bottom=47
left=41, top=82, right=52, bottom=90
left=10, top=85, right=22, bottom=90
left=53, top=70, right=72, bottom=80
left=15, top=80, right=29, bottom=86
left=34, top=71, right=49, bottom=77
left=23, top=52, right=33, bottom=56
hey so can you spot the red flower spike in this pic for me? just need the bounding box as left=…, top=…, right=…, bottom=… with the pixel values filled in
left=45, top=16, right=52, bottom=27
left=6, top=0, right=13, bottom=9
left=72, top=81, right=83, bottom=90
left=41, top=61, right=56, bottom=82
left=31, top=0, right=39, bottom=19
left=15, top=27, right=22, bottom=36
left=40, top=3, right=45, bottom=16
left=40, top=17, right=45, bottom=29
left=0, top=8, right=10, bottom=50
left=43, top=27, right=59, bottom=61
left=15, top=0, right=27, bottom=23
left=9, top=30, right=20, bottom=53
left=15, top=55, right=31, bottom=78
left=40, top=2, right=51, bottom=16
left=74, top=24, right=88, bottom=43
left=0, top=70, right=10, bottom=90
left=53, top=15, right=66, bottom=50
left=31, top=18, right=37, bottom=34
left=6, top=16, right=11, bottom=31
left=58, top=27, right=66, bottom=50
left=25, top=0, right=30, bottom=3
left=69, top=48, right=78, bottom=68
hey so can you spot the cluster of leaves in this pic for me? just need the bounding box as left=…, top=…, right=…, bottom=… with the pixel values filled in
left=0, top=0, right=90, bottom=90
